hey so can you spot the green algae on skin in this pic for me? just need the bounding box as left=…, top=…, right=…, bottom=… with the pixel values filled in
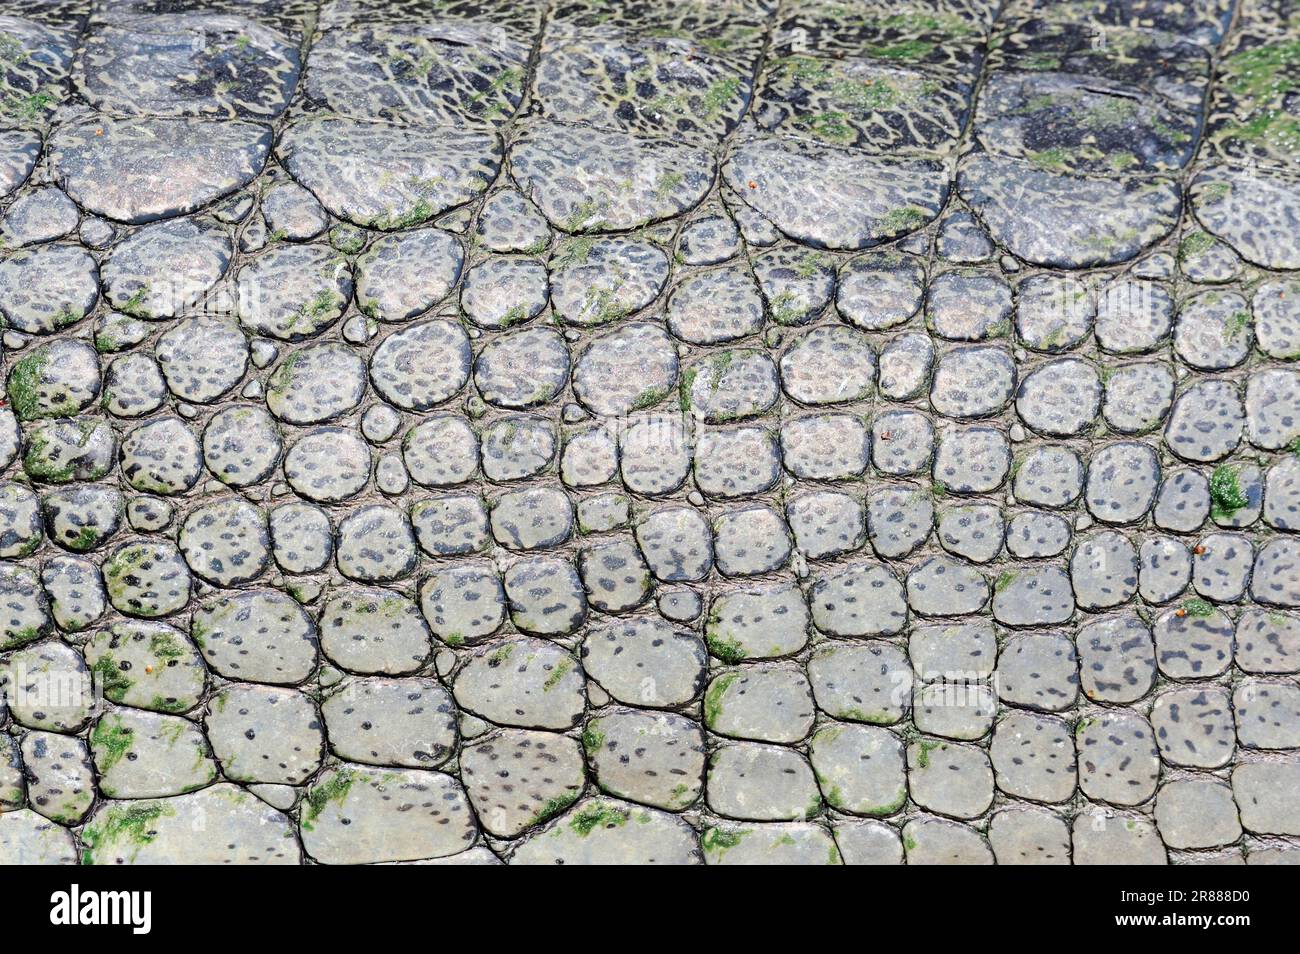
left=802, top=110, right=855, bottom=144
left=91, top=717, right=134, bottom=773
left=6, top=349, right=47, bottom=420
left=865, top=38, right=935, bottom=61
left=792, top=252, right=825, bottom=279
left=148, top=630, right=186, bottom=661
left=118, top=285, right=151, bottom=318
left=1223, top=309, right=1251, bottom=341
left=367, top=199, right=435, bottom=232
left=647, top=75, right=741, bottom=125
left=575, top=281, right=628, bottom=326
left=568, top=801, right=628, bottom=837
left=542, top=659, right=572, bottom=691
left=554, top=235, right=595, bottom=266
left=878, top=11, right=974, bottom=36
left=1177, top=230, right=1215, bottom=262
left=705, top=633, right=746, bottom=666
left=1200, top=181, right=1232, bottom=204
left=26, top=419, right=109, bottom=482
left=466, top=66, right=520, bottom=117
left=487, top=643, right=515, bottom=667
left=914, top=738, right=944, bottom=769
left=1220, top=40, right=1300, bottom=100
left=149, top=695, right=190, bottom=714
left=284, top=582, right=314, bottom=604
left=840, top=706, right=895, bottom=725
left=0, top=87, right=55, bottom=123
left=652, top=169, right=684, bottom=200
left=704, top=671, right=739, bottom=726
left=629, top=383, right=668, bottom=411
left=701, top=826, right=747, bottom=859
left=1027, top=147, right=1071, bottom=172
left=821, top=782, right=846, bottom=810
left=1081, top=96, right=1138, bottom=130
left=91, top=654, right=132, bottom=701
left=530, top=789, right=580, bottom=827
left=1215, top=40, right=1300, bottom=153
left=1016, top=51, right=1062, bottom=72
left=581, top=724, right=606, bottom=756
left=563, top=199, right=608, bottom=233
left=876, top=205, right=930, bottom=234
left=1209, top=465, right=1250, bottom=520
left=286, top=288, right=339, bottom=331
left=768, top=290, right=803, bottom=325
left=699, top=76, right=742, bottom=118
left=678, top=366, right=697, bottom=413
left=497, top=303, right=528, bottom=327
left=302, top=769, right=357, bottom=831
left=80, top=802, right=172, bottom=865
left=330, top=226, right=367, bottom=254
left=1108, top=151, right=1139, bottom=171
left=862, top=789, right=908, bottom=818
left=1, top=624, right=43, bottom=650
left=266, top=350, right=304, bottom=393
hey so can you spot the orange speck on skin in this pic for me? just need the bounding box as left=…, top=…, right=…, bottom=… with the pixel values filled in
left=1193, top=545, right=1206, bottom=555
left=747, top=180, right=757, bottom=189
left=145, top=665, right=153, bottom=674
left=1176, top=608, right=1187, bottom=617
